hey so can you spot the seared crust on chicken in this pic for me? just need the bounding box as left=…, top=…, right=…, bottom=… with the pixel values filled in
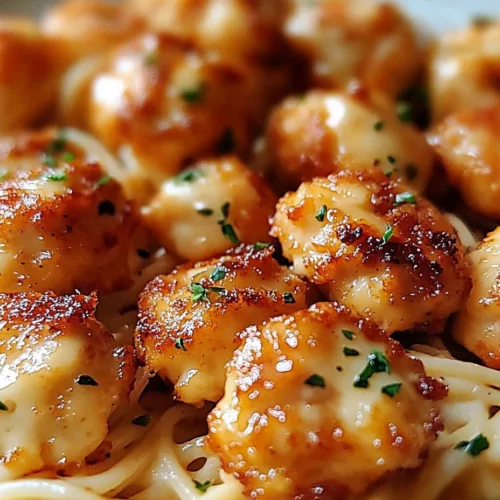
left=0, top=130, right=141, bottom=294
left=0, top=292, right=135, bottom=480
left=208, top=302, right=446, bottom=499
left=271, top=169, right=469, bottom=333
left=135, top=244, right=311, bottom=405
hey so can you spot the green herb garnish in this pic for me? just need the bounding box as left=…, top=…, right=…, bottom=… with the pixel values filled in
left=97, top=175, right=112, bottom=186
left=387, top=155, right=396, bottom=165
left=197, top=207, right=213, bottom=216
left=382, top=223, right=393, bottom=243
left=283, top=292, right=295, bottom=304
left=210, top=266, right=226, bottom=282
left=63, top=152, right=75, bottom=162
left=191, top=282, right=209, bottom=302
left=175, top=338, right=187, bottom=351
left=455, top=434, right=490, bottom=457
left=381, top=383, right=402, bottom=397
left=394, top=192, right=416, bottom=206
left=342, top=329, right=354, bottom=340
left=180, top=83, right=205, bottom=103
left=0, top=401, right=7, bottom=411
left=194, top=480, right=212, bottom=493
left=253, top=242, right=270, bottom=251
left=343, top=347, right=360, bottom=357
left=175, top=168, right=202, bottom=183
left=353, top=351, right=390, bottom=388
left=374, top=121, right=384, bottom=131
left=315, top=205, right=327, bottom=222
left=76, top=375, right=99, bottom=386
left=44, top=171, right=67, bottom=181
left=397, top=101, right=413, bottom=123
left=305, top=374, right=325, bottom=388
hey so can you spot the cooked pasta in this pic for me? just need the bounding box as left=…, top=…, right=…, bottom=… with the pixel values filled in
left=0, top=1, right=498, bottom=499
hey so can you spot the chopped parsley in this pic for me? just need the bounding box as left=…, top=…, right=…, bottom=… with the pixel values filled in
left=0, top=401, right=7, bottom=411
left=305, top=374, right=325, bottom=388
left=382, top=223, right=393, bottom=243
left=385, top=170, right=394, bottom=178
left=191, top=282, right=209, bottom=302
left=387, top=155, right=397, bottom=165
left=217, top=202, right=240, bottom=245
left=210, top=266, right=226, bottom=282
left=63, top=152, right=75, bottom=162
left=44, top=170, right=67, bottom=181
left=193, top=480, right=212, bottom=493
left=381, top=383, right=402, bottom=397
left=315, top=205, right=327, bottom=222
left=97, top=175, right=112, bottom=186
left=397, top=101, right=413, bottom=123
left=254, top=242, right=271, bottom=251
left=175, top=168, right=202, bottom=183
left=42, top=152, right=57, bottom=168
left=132, top=414, right=152, bottom=427
left=374, top=121, right=385, bottom=131
left=353, top=351, right=390, bottom=388
left=394, top=192, right=416, bottom=206
left=197, top=207, right=213, bottom=216
left=455, top=434, right=490, bottom=457
left=283, top=292, right=295, bottom=304
left=48, top=132, right=67, bottom=154
left=180, top=83, right=205, bottom=103
left=76, top=375, right=99, bottom=386
left=216, top=127, right=236, bottom=154
left=343, top=347, right=359, bottom=357
left=342, top=329, right=354, bottom=340
left=175, top=338, right=187, bottom=351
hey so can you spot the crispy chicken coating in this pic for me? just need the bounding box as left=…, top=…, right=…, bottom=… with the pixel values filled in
left=271, top=169, right=469, bottom=333
left=208, top=302, right=446, bottom=499
left=135, top=245, right=311, bottom=405
left=0, top=292, right=135, bottom=480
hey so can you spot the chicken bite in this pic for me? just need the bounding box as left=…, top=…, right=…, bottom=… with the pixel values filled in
left=284, top=0, right=422, bottom=97
left=271, top=169, right=469, bottom=334
left=454, top=227, right=500, bottom=368
left=428, top=106, right=500, bottom=219
left=0, top=292, right=135, bottom=480
left=208, top=302, right=446, bottom=499
left=0, top=129, right=143, bottom=294
left=142, top=157, right=277, bottom=262
left=135, top=245, right=311, bottom=405
left=264, top=90, right=434, bottom=192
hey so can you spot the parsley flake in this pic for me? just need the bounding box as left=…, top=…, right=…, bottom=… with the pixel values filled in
left=191, top=282, right=209, bottom=302
left=394, top=192, right=416, bottom=206
left=381, top=383, right=402, bottom=397
left=197, top=207, right=213, bottom=216
left=194, top=480, right=212, bottom=493
left=455, top=434, right=489, bottom=457
left=42, top=152, right=57, bottom=168
left=221, top=202, right=230, bottom=219
left=253, top=242, right=271, bottom=251
left=342, top=329, right=354, bottom=340
left=353, top=351, right=390, bottom=388
left=343, top=347, right=359, bottom=357
left=180, top=83, right=205, bottom=103
left=76, top=375, right=99, bottom=386
left=387, top=155, right=397, bottom=164
left=132, top=414, right=152, bottom=427
left=382, top=223, right=393, bottom=243
left=44, top=170, right=67, bottom=181
left=219, top=222, right=240, bottom=244
left=97, top=175, right=112, bottom=186
left=175, top=338, right=187, bottom=351
left=175, top=168, right=203, bottom=183
left=283, top=292, right=295, bottom=304
left=315, top=205, right=327, bottom=222
left=397, top=101, right=413, bottom=123
left=63, top=152, right=75, bottom=162
left=305, top=374, right=325, bottom=388
left=210, top=266, right=226, bottom=282
left=0, top=401, right=7, bottom=411
left=374, top=121, right=385, bottom=131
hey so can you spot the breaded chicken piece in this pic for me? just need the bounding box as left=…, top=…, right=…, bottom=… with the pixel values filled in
left=0, top=292, right=135, bottom=480
left=271, top=169, right=469, bottom=333
left=135, top=245, right=311, bottom=405
left=208, top=302, right=446, bottom=499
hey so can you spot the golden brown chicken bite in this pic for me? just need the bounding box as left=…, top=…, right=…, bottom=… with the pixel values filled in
left=135, top=245, right=311, bottom=405
left=264, top=89, right=434, bottom=192
left=429, top=19, right=500, bottom=122
left=79, top=33, right=263, bottom=200
left=0, top=24, right=61, bottom=131
left=208, top=302, right=446, bottom=499
left=283, top=0, right=422, bottom=97
left=142, top=157, right=277, bottom=262
left=42, top=0, right=143, bottom=63
left=428, top=106, right=500, bottom=219
left=453, top=227, right=500, bottom=368
left=0, top=292, right=135, bottom=480
left=271, top=169, right=469, bottom=334
left=0, top=130, right=142, bottom=294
